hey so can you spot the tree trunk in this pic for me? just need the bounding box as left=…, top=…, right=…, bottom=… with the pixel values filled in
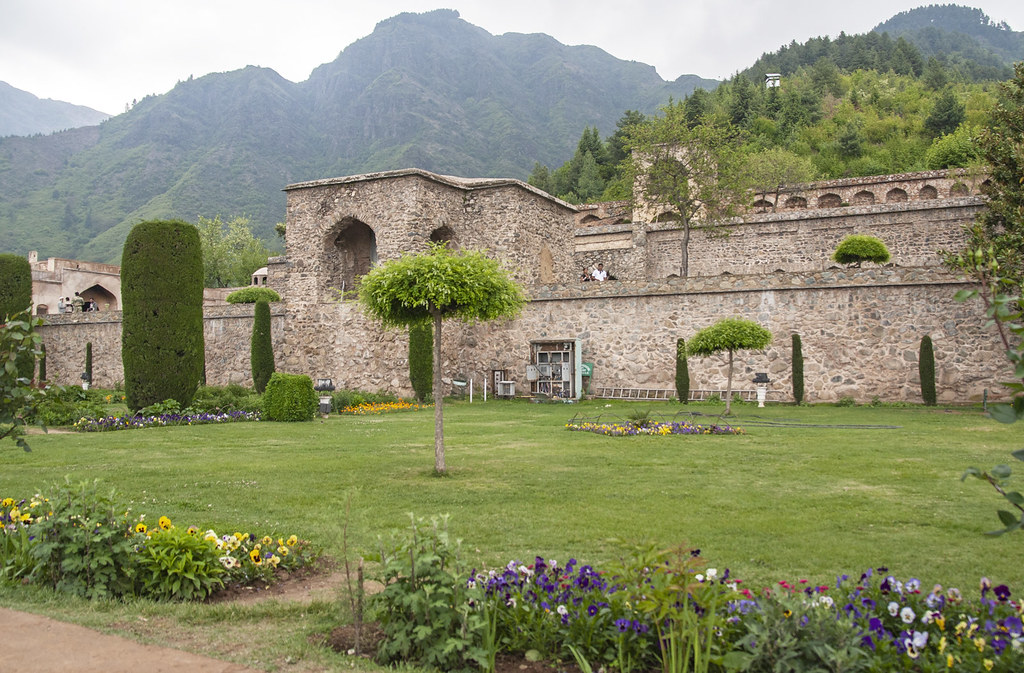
left=724, top=349, right=734, bottom=415
left=680, top=224, right=691, bottom=277
left=431, top=309, right=445, bottom=474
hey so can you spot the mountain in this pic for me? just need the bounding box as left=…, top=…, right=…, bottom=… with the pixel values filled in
left=0, top=81, right=111, bottom=137
left=873, top=4, right=1024, bottom=79
left=0, top=9, right=716, bottom=263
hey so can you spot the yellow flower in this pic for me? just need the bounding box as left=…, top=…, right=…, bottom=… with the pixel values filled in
left=1, top=497, right=13, bottom=508
left=134, top=522, right=148, bottom=534
left=286, top=535, right=298, bottom=547
left=249, top=549, right=263, bottom=565
left=9, top=507, right=20, bottom=520
left=186, top=525, right=199, bottom=535
left=938, top=636, right=947, bottom=653
left=974, top=637, right=986, bottom=652
left=983, top=659, right=994, bottom=671
left=946, top=654, right=954, bottom=668
left=277, top=545, right=289, bottom=556
left=158, top=516, right=172, bottom=530
left=261, top=535, right=273, bottom=546
left=269, top=555, right=280, bottom=567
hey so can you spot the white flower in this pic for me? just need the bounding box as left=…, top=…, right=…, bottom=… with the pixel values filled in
left=819, top=595, right=834, bottom=608
left=706, top=568, right=718, bottom=580
left=901, top=606, right=916, bottom=624
left=695, top=574, right=704, bottom=583
left=557, top=605, right=568, bottom=616
left=888, top=601, right=900, bottom=617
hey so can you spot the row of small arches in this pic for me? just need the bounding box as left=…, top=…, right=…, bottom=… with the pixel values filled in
left=753, top=181, right=985, bottom=211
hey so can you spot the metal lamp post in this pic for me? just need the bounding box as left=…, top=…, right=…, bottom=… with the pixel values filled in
left=752, top=372, right=770, bottom=408
left=314, top=378, right=335, bottom=417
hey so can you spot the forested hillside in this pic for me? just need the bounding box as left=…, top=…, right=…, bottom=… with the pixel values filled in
left=532, top=10, right=1014, bottom=204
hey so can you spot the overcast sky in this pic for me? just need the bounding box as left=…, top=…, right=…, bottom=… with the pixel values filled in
left=3, top=0, right=1024, bottom=114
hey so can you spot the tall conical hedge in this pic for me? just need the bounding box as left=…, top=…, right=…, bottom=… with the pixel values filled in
left=919, top=335, right=937, bottom=406
left=85, top=342, right=93, bottom=384
left=675, top=338, right=690, bottom=403
left=121, top=220, right=205, bottom=411
left=250, top=300, right=274, bottom=394
left=792, top=333, right=805, bottom=404
left=0, top=253, right=35, bottom=380
left=408, top=321, right=433, bottom=402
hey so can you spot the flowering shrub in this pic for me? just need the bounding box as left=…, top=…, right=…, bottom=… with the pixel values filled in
left=340, top=400, right=430, bottom=415
left=565, top=420, right=743, bottom=436
left=72, top=409, right=260, bottom=432
left=1, top=486, right=315, bottom=600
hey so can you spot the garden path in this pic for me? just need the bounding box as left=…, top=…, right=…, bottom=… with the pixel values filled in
left=2, top=606, right=260, bottom=672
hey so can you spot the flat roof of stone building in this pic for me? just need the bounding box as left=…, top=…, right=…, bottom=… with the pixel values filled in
left=284, top=167, right=577, bottom=211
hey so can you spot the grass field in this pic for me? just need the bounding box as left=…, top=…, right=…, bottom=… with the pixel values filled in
left=1, top=399, right=1021, bottom=671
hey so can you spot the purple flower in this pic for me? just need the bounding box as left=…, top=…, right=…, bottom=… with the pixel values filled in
left=994, top=584, right=1011, bottom=602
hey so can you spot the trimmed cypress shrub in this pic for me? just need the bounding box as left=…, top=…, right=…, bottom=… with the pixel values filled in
left=262, top=373, right=316, bottom=421
left=831, top=235, right=891, bottom=266
left=792, top=333, right=805, bottom=404
left=675, top=338, right=690, bottom=403
left=226, top=287, right=280, bottom=304
left=408, top=321, right=433, bottom=402
left=121, top=220, right=205, bottom=411
left=0, top=253, right=35, bottom=380
left=0, top=253, right=32, bottom=319
left=38, top=344, right=46, bottom=382
left=919, top=335, right=937, bottom=406
left=250, top=300, right=275, bottom=393
left=85, top=342, right=93, bottom=384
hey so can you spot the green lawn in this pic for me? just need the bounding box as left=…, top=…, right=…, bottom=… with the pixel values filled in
left=1, top=400, right=1021, bottom=671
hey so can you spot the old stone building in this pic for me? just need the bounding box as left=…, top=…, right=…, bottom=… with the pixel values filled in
left=35, top=167, right=1013, bottom=404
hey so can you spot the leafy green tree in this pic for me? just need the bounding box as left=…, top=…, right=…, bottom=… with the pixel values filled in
left=832, top=235, right=891, bottom=267
left=408, top=321, right=433, bottom=403
left=606, top=110, right=647, bottom=165
left=969, top=62, right=1024, bottom=286
left=925, top=89, right=966, bottom=138
left=527, top=162, right=553, bottom=194
left=675, top=338, right=689, bottom=404
left=1, top=312, right=45, bottom=451
left=744, top=148, right=817, bottom=211
left=919, top=335, right=937, bottom=406
left=625, top=104, right=746, bottom=276
left=576, top=153, right=605, bottom=202
left=688, top=318, right=773, bottom=415
left=792, top=333, right=805, bottom=405
left=196, top=215, right=271, bottom=288
left=250, top=300, right=274, bottom=394
left=925, top=125, right=981, bottom=169
left=359, top=243, right=526, bottom=474
left=121, top=220, right=205, bottom=411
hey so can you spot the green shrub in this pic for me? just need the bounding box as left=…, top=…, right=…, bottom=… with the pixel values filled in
left=792, top=333, right=804, bottom=404
left=187, top=384, right=262, bottom=414
left=84, top=342, right=93, bottom=384
left=250, top=300, right=275, bottom=393
left=408, top=321, right=433, bottom=402
left=919, top=335, right=937, bottom=406
left=263, top=373, right=316, bottom=421
left=136, top=526, right=225, bottom=601
left=831, top=235, right=891, bottom=266
left=121, top=220, right=205, bottom=411
left=675, top=338, right=690, bottom=403
left=34, top=386, right=105, bottom=426
left=835, top=396, right=857, bottom=407
left=226, top=287, right=281, bottom=304
left=331, top=388, right=399, bottom=411
left=28, top=478, right=140, bottom=599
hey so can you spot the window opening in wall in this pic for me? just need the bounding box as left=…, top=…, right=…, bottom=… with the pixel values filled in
left=430, top=226, right=456, bottom=247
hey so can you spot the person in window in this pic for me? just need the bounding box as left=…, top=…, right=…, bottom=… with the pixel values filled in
left=592, top=263, right=608, bottom=281
left=580, top=266, right=593, bottom=282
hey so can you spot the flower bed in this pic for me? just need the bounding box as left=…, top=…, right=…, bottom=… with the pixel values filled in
left=565, top=420, right=743, bottom=436
left=340, top=400, right=430, bottom=415
left=1, top=488, right=314, bottom=601
left=72, top=410, right=261, bottom=432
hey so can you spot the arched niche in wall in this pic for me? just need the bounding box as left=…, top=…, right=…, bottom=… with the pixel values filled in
left=429, top=225, right=457, bottom=248
left=82, top=284, right=117, bottom=310
left=783, top=196, right=808, bottom=209
left=326, top=217, right=377, bottom=298
left=817, top=193, right=842, bottom=208
left=580, top=214, right=601, bottom=224
left=886, top=188, right=908, bottom=203
left=653, top=211, right=676, bottom=223
left=918, top=185, right=938, bottom=200
left=851, top=190, right=876, bottom=205
left=949, top=182, right=970, bottom=197
left=752, top=198, right=774, bottom=211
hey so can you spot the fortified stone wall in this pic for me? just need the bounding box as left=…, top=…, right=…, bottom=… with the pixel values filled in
left=579, top=199, right=982, bottom=281
left=36, top=305, right=286, bottom=389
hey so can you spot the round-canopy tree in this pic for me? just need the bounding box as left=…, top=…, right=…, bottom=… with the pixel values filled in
left=359, top=243, right=526, bottom=474
left=832, top=234, right=891, bottom=267
left=121, top=220, right=205, bottom=411
left=688, top=318, right=772, bottom=415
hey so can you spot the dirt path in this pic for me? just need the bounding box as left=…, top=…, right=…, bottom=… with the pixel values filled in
left=1, top=607, right=261, bottom=673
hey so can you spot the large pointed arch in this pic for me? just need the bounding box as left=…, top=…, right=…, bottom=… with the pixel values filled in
left=326, top=217, right=377, bottom=298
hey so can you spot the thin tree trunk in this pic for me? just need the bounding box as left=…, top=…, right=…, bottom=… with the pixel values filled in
left=725, top=349, right=734, bottom=415
left=432, top=309, right=445, bottom=474
left=680, top=224, right=691, bottom=277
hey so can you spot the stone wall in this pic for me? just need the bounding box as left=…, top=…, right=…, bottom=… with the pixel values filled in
left=36, top=305, right=286, bottom=389
left=580, top=198, right=983, bottom=281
